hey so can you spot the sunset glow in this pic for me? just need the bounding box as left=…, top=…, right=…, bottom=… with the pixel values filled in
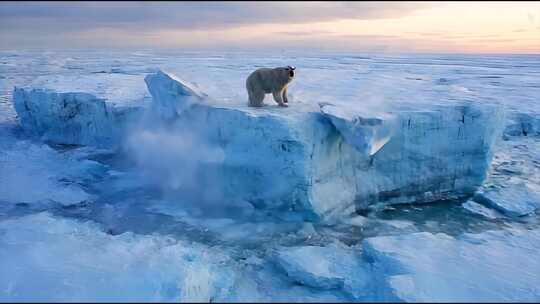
left=1, top=1, right=539, bottom=53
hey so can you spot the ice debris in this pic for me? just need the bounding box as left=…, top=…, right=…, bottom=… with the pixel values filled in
left=472, top=183, right=540, bottom=217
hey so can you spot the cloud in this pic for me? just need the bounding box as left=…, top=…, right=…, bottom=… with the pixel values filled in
left=0, top=1, right=435, bottom=49
left=408, top=32, right=446, bottom=37
left=467, top=38, right=516, bottom=43
left=336, top=34, right=401, bottom=40
left=275, top=30, right=335, bottom=36
left=0, top=1, right=431, bottom=32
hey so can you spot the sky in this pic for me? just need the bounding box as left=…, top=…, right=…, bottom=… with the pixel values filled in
left=1, top=1, right=539, bottom=54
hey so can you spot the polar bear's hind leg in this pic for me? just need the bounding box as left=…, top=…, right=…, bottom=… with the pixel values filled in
left=248, top=89, right=265, bottom=107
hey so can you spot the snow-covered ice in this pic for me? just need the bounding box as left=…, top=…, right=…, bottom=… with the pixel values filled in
left=1, top=50, right=540, bottom=302
left=0, top=139, right=105, bottom=206
left=362, top=229, right=540, bottom=302
left=0, top=212, right=237, bottom=302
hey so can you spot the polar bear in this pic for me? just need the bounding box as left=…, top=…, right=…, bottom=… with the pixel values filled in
left=246, top=66, right=296, bottom=107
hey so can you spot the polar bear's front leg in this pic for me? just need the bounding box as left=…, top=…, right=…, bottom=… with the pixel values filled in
left=282, top=87, right=289, bottom=104
left=273, top=91, right=288, bottom=107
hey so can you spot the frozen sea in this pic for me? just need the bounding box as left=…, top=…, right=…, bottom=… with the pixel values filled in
left=1, top=50, right=540, bottom=302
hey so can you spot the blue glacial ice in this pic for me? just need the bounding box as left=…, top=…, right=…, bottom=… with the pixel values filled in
left=317, top=100, right=504, bottom=212
left=13, top=73, right=151, bottom=147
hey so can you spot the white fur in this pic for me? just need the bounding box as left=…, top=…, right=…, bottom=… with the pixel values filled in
left=246, top=66, right=295, bottom=107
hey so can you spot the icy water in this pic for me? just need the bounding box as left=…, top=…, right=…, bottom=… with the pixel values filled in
left=0, top=50, right=539, bottom=301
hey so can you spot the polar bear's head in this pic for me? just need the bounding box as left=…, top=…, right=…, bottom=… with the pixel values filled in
left=275, top=66, right=296, bottom=81
left=286, top=65, right=296, bottom=79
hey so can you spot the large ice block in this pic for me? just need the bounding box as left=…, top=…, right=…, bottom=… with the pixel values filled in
left=12, top=70, right=505, bottom=218
left=150, top=71, right=505, bottom=218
